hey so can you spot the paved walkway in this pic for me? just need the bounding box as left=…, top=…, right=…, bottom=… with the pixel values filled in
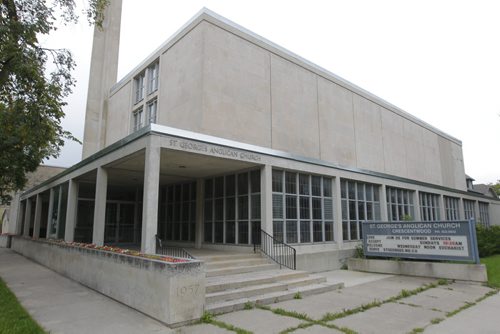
left=0, top=249, right=172, bottom=334
left=1, top=248, right=499, bottom=334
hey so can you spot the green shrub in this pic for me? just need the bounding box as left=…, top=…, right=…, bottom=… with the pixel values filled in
left=476, top=225, right=500, bottom=257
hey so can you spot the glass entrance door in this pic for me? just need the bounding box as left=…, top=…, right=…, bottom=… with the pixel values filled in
left=105, top=202, right=138, bottom=244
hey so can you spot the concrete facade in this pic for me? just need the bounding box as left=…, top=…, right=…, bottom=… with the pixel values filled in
left=104, top=11, right=466, bottom=190
left=8, top=5, right=500, bottom=277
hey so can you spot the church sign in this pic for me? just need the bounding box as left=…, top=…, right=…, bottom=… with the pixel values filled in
left=362, top=220, right=480, bottom=263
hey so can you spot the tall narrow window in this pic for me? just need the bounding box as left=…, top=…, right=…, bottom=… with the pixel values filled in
left=134, top=72, right=145, bottom=103
left=133, top=107, right=144, bottom=131
left=463, top=199, right=476, bottom=220
left=386, top=187, right=414, bottom=221
left=444, top=196, right=459, bottom=220
left=340, top=179, right=380, bottom=241
left=478, top=202, right=490, bottom=227
left=272, top=170, right=333, bottom=244
left=419, top=192, right=440, bottom=221
left=148, top=62, right=159, bottom=94
left=147, top=99, right=157, bottom=124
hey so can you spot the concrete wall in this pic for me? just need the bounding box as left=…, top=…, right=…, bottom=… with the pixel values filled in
left=106, top=81, right=132, bottom=145
left=348, top=258, right=487, bottom=282
left=296, top=248, right=355, bottom=272
left=490, top=202, right=500, bottom=226
left=11, top=237, right=205, bottom=326
left=104, top=13, right=467, bottom=191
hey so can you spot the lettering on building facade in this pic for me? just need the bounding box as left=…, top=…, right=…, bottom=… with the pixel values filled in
left=168, top=139, right=262, bottom=162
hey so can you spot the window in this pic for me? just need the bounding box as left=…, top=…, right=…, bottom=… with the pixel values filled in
left=444, top=196, right=459, bottom=220
left=463, top=199, right=476, bottom=220
left=161, top=182, right=196, bottom=242
left=134, top=72, right=145, bottom=103
left=341, top=179, right=380, bottom=241
left=147, top=99, right=157, bottom=124
left=478, top=202, right=490, bottom=227
left=148, top=62, right=159, bottom=94
left=133, top=107, right=144, bottom=131
left=419, top=192, right=440, bottom=221
left=272, top=170, right=334, bottom=244
left=204, top=171, right=260, bottom=245
left=386, top=187, right=414, bottom=221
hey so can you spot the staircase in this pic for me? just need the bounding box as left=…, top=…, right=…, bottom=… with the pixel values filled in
left=193, top=250, right=344, bottom=314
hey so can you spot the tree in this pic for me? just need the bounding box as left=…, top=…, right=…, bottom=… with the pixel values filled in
left=0, top=0, right=108, bottom=203
left=489, top=180, right=500, bottom=197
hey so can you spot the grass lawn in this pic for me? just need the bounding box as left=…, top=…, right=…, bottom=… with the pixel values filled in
left=481, top=254, right=500, bottom=288
left=0, top=278, right=46, bottom=334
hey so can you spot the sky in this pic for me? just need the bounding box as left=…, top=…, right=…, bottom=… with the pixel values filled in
left=43, top=0, right=500, bottom=184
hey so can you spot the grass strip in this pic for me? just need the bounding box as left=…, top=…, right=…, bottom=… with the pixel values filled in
left=200, top=312, right=253, bottom=334
left=481, top=254, right=500, bottom=288
left=446, top=290, right=498, bottom=318
left=320, top=280, right=448, bottom=322
left=0, top=277, right=46, bottom=334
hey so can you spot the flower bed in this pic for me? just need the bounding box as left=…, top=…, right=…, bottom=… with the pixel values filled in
left=47, top=239, right=189, bottom=263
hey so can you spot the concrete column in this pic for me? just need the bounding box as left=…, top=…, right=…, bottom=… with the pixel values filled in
left=380, top=185, right=388, bottom=221
left=64, top=179, right=79, bottom=242
left=23, top=198, right=32, bottom=237
left=333, top=177, right=343, bottom=247
left=413, top=190, right=421, bottom=221
left=141, top=138, right=161, bottom=254
left=92, top=167, right=108, bottom=246
left=33, top=194, right=43, bottom=239
left=195, top=178, right=204, bottom=249
left=458, top=198, right=465, bottom=220
left=47, top=188, right=55, bottom=238
left=260, top=164, right=273, bottom=235
left=439, top=195, right=446, bottom=221
left=54, top=186, right=63, bottom=239
left=13, top=195, right=23, bottom=235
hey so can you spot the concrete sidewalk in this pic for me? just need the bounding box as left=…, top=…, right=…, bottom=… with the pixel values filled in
left=1, top=248, right=499, bottom=334
left=0, top=248, right=173, bottom=334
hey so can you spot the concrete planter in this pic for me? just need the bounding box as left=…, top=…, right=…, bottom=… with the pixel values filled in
left=0, top=234, right=12, bottom=248
left=348, top=257, right=487, bottom=283
left=11, top=237, right=205, bottom=327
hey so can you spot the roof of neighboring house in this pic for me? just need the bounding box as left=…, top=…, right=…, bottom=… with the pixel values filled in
left=472, top=184, right=498, bottom=199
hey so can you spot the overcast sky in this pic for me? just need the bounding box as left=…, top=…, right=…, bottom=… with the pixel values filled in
left=43, top=0, right=500, bottom=184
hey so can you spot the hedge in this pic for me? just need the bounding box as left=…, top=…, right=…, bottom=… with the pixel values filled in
left=476, top=224, right=500, bottom=257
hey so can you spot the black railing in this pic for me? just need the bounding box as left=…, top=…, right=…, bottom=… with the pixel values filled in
left=155, top=235, right=195, bottom=259
left=254, top=229, right=296, bottom=270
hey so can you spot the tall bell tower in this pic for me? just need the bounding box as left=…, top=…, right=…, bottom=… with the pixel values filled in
left=82, top=0, right=122, bottom=158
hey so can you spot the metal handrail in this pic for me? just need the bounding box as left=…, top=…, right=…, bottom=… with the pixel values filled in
left=254, top=229, right=296, bottom=270
left=155, top=235, right=195, bottom=259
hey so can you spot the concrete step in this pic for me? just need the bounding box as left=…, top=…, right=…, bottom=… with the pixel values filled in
left=205, top=282, right=344, bottom=315
left=206, top=263, right=279, bottom=277
left=206, top=282, right=287, bottom=304
left=206, top=269, right=310, bottom=293
left=197, top=253, right=262, bottom=262
left=206, top=258, right=269, bottom=270
left=206, top=275, right=328, bottom=304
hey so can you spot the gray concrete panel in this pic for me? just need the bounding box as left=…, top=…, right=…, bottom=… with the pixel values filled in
left=106, top=81, right=132, bottom=146
left=317, top=77, right=357, bottom=166
left=381, top=108, right=407, bottom=178
left=161, top=23, right=204, bottom=131
left=353, top=94, right=385, bottom=172
left=270, top=55, right=320, bottom=158
left=202, top=22, right=272, bottom=147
